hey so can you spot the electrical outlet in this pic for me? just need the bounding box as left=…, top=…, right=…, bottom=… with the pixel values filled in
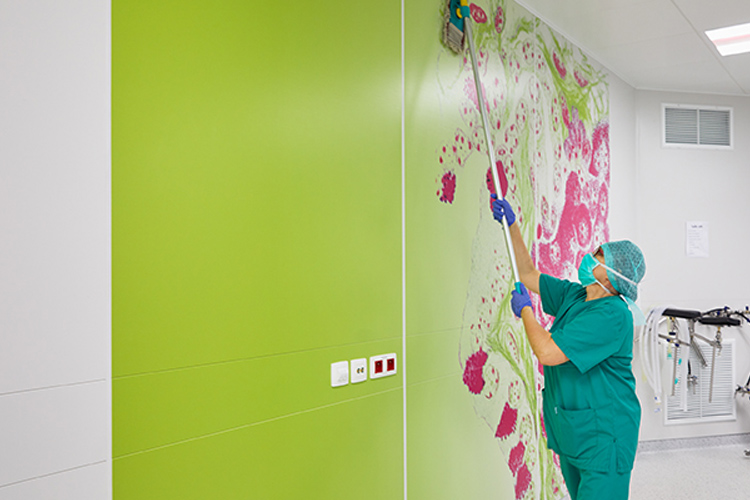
left=351, top=358, right=367, bottom=383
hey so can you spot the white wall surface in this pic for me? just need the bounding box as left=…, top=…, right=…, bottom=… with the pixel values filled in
left=633, top=90, right=750, bottom=441
left=0, top=0, right=111, bottom=497
left=608, top=72, right=638, bottom=241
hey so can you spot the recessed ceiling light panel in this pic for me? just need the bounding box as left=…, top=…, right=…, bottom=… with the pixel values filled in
left=706, top=22, right=750, bottom=56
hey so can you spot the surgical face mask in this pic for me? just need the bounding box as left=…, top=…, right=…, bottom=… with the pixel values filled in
left=577, top=253, right=601, bottom=287
left=577, top=253, right=617, bottom=295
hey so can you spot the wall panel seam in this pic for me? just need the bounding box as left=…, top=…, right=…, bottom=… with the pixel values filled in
left=0, top=378, right=107, bottom=397
left=401, top=0, right=407, bottom=498
left=113, top=386, right=403, bottom=461
left=113, top=337, right=403, bottom=380
left=0, top=460, right=108, bottom=491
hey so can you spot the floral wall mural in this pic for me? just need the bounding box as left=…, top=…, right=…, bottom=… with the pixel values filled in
left=434, top=1, right=610, bottom=498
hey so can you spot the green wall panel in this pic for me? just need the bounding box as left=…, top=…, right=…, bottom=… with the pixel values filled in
left=113, top=0, right=401, bottom=376
left=113, top=339, right=401, bottom=458
left=113, top=0, right=403, bottom=497
left=114, top=390, right=403, bottom=499
left=404, top=1, right=507, bottom=497
left=407, top=378, right=512, bottom=498
left=406, top=331, right=462, bottom=386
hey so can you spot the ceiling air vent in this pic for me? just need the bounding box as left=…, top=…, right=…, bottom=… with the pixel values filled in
left=663, top=104, right=732, bottom=148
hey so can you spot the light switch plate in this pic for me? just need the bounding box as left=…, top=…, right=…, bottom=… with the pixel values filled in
left=331, top=361, right=349, bottom=387
left=370, top=353, right=397, bottom=379
left=350, top=358, right=367, bottom=383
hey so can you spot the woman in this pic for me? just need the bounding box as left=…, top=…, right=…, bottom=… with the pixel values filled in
left=491, top=194, right=646, bottom=500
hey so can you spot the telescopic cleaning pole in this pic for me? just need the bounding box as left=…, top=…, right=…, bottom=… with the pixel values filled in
left=445, top=1, right=521, bottom=290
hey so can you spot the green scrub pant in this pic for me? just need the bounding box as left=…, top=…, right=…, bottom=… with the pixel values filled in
left=559, top=448, right=632, bottom=500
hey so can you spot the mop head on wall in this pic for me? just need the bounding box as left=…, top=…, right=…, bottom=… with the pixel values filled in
left=443, top=0, right=468, bottom=53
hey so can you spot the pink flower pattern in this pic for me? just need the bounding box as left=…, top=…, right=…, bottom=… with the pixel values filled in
left=563, top=108, right=591, bottom=163
left=494, top=6, right=505, bottom=34
left=463, top=348, right=488, bottom=394
left=553, top=52, right=566, bottom=79
left=439, top=171, right=457, bottom=204
left=470, top=3, right=488, bottom=23
left=515, top=463, right=532, bottom=499
left=495, top=402, right=518, bottom=439
left=508, top=441, right=526, bottom=474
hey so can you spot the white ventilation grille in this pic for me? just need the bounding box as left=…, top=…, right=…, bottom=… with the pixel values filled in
left=665, top=340, right=735, bottom=425
left=665, top=107, right=698, bottom=144
left=663, top=104, right=732, bottom=148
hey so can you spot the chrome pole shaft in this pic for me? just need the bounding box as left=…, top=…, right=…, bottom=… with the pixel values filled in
left=463, top=20, right=521, bottom=286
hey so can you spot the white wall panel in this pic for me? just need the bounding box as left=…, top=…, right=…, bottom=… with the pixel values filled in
left=0, top=0, right=110, bottom=395
left=0, top=461, right=110, bottom=500
left=0, top=382, right=109, bottom=487
left=0, top=0, right=111, bottom=497
left=608, top=71, right=638, bottom=240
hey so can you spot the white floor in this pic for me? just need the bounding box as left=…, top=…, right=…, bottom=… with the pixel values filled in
left=629, top=436, right=750, bottom=500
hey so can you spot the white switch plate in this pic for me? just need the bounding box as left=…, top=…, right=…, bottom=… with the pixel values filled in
left=350, top=358, right=367, bottom=383
left=331, top=361, right=349, bottom=387
left=370, top=353, right=397, bottom=379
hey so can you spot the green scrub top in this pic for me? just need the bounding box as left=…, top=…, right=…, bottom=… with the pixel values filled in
left=539, top=274, right=641, bottom=474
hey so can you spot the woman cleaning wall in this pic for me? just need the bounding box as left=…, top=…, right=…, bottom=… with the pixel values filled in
left=492, top=195, right=646, bottom=500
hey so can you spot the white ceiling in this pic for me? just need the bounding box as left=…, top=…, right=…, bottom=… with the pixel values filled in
left=516, top=0, right=750, bottom=96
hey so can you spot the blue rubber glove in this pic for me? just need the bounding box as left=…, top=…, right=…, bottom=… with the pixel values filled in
left=511, top=283, right=533, bottom=318
left=491, top=194, right=516, bottom=226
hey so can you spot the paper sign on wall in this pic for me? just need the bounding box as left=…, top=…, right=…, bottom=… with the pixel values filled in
left=686, top=221, right=709, bottom=258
